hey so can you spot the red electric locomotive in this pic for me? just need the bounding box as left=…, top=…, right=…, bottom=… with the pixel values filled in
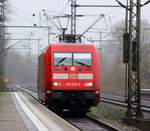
left=37, top=36, right=100, bottom=113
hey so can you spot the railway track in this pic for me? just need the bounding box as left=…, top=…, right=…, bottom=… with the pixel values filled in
left=63, top=115, right=120, bottom=131
left=101, top=92, right=150, bottom=113
left=12, top=84, right=121, bottom=131
left=13, top=84, right=150, bottom=113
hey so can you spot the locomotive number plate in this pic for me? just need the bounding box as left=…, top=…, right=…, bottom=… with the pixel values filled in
left=66, top=83, right=81, bottom=86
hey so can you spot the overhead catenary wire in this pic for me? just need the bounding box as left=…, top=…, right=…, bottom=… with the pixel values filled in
left=76, top=14, right=105, bottom=40
left=56, top=17, right=63, bottom=30
left=60, top=0, right=70, bottom=15
left=43, top=9, right=62, bottom=33
left=142, top=0, right=150, bottom=6
left=42, top=9, right=69, bottom=16
left=102, top=16, right=121, bottom=41
left=10, top=5, right=35, bottom=25
left=0, top=33, right=35, bottom=56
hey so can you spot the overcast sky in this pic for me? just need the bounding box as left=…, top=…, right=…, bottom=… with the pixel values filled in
left=6, top=0, right=150, bottom=54
left=8, top=0, right=150, bottom=25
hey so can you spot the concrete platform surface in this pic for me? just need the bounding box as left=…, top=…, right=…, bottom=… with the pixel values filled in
left=0, top=92, right=27, bottom=131
left=0, top=92, right=79, bottom=131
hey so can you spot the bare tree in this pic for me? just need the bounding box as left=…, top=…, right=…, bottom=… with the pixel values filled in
left=6, top=50, right=37, bottom=89
left=101, top=20, right=150, bottom=93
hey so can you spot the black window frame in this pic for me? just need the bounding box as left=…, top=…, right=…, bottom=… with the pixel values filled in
left=73, top=52, right=92, bottom=66
left=53, top=52, right=92, bottom=66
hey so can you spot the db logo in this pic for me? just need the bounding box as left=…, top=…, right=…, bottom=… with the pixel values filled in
left=69, top=74, right=77, bottom=79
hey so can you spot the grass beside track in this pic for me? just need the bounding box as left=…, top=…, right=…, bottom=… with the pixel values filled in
left=91, top=102, right=125, bottom=122
left=89, top=102, right=140, bottom=130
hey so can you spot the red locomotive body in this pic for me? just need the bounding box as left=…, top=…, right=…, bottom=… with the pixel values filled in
left=37, top=43, right=100, bottom=112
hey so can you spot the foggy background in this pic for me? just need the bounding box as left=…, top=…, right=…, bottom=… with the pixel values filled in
left=4, top=0, right=150, bottom=92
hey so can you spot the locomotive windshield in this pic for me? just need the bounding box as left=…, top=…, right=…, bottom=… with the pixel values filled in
left=54, top=53, right=72, bottom=66
left=74, top=53, right=91, bottom=66
left=54, top=52, right=92, bottom=66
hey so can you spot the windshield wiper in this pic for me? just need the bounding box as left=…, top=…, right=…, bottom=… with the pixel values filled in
left=56, top=57, right=67, bottom=66
left=75, top=61, right=90, bottom=68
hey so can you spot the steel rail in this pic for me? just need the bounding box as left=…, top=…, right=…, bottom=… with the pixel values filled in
left=13, top=85, right=150, bottom=113
left=86, top=114, right=121, bottom=131
left=13, top=85, right=121, bottom=131
left=101, top=94, right=150, bottom=113
left=64, top=115, right=120, bottom=131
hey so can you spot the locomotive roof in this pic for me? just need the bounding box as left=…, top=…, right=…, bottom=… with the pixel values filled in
left=50, top=43, right=95, bottom=50
left=50, top=43, right=95, bottom=47
left=40, top=43, right=96, bottom=55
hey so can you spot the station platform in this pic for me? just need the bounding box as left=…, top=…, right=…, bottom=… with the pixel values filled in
left=0, top=91, right=79, bottom=131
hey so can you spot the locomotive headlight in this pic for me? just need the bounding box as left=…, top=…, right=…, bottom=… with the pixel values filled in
left=95, top=90, right=99, bottom=94
left=71, top=66, right=75, bottom=71
left=53, top=82, right=61, bottom=86
left=85, top=82, right=93, bottom=87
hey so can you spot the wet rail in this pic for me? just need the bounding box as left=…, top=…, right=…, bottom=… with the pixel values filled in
left=13, top=85, right=150, bottom=113
left=101, top=92, right=150, bottom=113
left=12, top=85, right=121, bottom=131
left=63, top=115, right=120, bottom=131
